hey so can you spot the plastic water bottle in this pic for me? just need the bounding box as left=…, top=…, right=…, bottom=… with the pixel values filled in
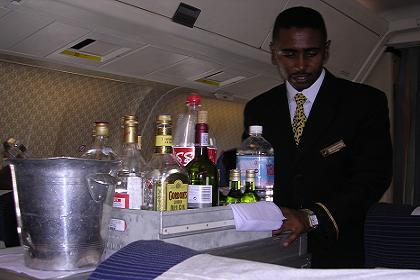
left=173, top=94, right=201, bottom=166
left=236, top=125, right=274, bottom=201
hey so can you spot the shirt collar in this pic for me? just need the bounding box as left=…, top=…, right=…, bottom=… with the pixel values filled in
left=286, top=68, right=326, bottom=104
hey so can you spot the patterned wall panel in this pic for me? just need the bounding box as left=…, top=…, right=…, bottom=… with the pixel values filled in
left=0, top=60, right=246, bottom=164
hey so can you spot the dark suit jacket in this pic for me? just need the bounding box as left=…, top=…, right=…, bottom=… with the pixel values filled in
left=243, top=70, right=392, bottom=268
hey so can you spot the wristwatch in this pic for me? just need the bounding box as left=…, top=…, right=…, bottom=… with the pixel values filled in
left=301, top=208, right=319, bottom=230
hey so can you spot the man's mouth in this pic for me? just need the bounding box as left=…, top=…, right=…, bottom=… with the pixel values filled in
left=291, top=74, right=310, bottom=82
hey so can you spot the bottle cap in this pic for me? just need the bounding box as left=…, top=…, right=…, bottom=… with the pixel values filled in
left=249, top=125, right=263, bottom=134
left=157, top=114, right=171, bottom=124
left=122, top=115, right=138, bottom=127
left=186, top=94, right=201, bottom=105
left=94, top=121, right=110, bottom=137
left=229, top=169, right=241, bottom=181
left=197, top=110, right=208, bottom=124
left=245, top=169, right=256, bottom=182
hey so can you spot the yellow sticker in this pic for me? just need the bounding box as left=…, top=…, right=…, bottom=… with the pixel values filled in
left=155, top=135, right=173, bottom=146
left=194, top=78, right=220, bottom=87
left=166, top=179, right=188, bottom=211
left=60, top=49, right=102, bottom=62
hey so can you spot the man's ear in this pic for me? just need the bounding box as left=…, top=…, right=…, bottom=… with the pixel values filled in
left=270, top=42, right=277, bottom=65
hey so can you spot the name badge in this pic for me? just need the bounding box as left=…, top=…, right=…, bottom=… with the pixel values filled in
left=320, top=140, right=346, bottom=157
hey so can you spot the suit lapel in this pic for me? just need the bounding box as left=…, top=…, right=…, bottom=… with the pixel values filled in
left=275, top=85, right=296, bottom=153
left=295, top=71, right=342, bottom=161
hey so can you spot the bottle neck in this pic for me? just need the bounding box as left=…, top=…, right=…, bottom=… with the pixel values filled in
left=245, top=180, right=255, bottom=191
left=123, top=126, right=137, bottom=144
left=93, top=135, right=109, bottom=148
left=195, top=123, right=209, bottom=146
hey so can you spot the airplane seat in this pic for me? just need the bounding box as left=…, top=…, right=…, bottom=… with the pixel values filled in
left=364, top=202, right=420, bottom=269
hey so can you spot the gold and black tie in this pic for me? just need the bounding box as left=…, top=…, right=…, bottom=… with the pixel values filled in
left=292, top=93, right=307, bottom=145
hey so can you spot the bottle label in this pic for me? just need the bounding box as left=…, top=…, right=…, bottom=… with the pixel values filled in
left=127, top=176, right=142, bottom=210
left=236, top=155, right=275, bottom=187
left=200, top=133, right=209, bottom=146
left=208, top=147, right=217, bottom=165
left=166, top=179, right=188, bottom=211
left=113, top=193, right=129, bottom=209
left=173, top=146, right=195, bottom=166
left=156, top=135, right=173, bottom=146
left=188, top=185, right=212, bottom=205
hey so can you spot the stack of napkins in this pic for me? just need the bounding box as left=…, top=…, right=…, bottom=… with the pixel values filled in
left=230, top=201, right=285, bottom=231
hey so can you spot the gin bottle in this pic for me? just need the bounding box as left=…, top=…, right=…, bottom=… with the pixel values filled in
left=81, top=121, right=118, bottom=160
left=186, top=110, right=219, bottom=208
left=114, top=115, right=145, bottom=209
left=143, top=114, right=189, bottom=211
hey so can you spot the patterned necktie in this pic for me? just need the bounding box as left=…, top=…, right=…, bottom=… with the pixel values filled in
left=292, top=93, right=307, bottom=145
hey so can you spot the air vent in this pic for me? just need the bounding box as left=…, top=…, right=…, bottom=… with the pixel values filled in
left=172, top=2, right=201, bottom=28
left=60, top=38, right=130, bottom=62
left=195, top=71, right=245, bottom=87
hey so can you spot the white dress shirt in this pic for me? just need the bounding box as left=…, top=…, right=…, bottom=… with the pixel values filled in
left=287, top=69, right=326, bottom=123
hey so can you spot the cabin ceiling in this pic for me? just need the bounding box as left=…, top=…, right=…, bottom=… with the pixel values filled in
left=0, top=0, right=419, bottom=101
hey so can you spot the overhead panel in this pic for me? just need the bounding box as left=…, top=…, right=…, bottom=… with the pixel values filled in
left=48, top=32, right=145, bottom=67
left=0, top=10, right=54, bottom=50
left=219, top=75, right=282, bottom=100
left=12, top=22, right=89, bottom=57
left=102, top=45, right=188, bottom=77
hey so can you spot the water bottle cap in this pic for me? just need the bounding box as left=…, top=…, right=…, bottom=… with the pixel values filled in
left=186, top=94, right=201, bottom=105
left=249, top=125, right=263, bottom=134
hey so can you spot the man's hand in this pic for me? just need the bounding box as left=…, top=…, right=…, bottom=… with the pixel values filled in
left=272, top=207, right=311, bottom=247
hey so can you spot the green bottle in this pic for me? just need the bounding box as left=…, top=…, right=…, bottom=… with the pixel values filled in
left=226, top=169, right=242, bottom=204
left=240, top=169, right=260, bottom=203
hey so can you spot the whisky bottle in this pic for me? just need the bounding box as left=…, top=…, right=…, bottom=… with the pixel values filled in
left=143, top=114, right=189, bottom=211
left=114, top=115, right=145, bottom=209
left=81, top=121, right=118, bottom=160
left=186, top=110, right=219, bottom=208
left=225, top=169, right=242, bottom=204
left=240, top=169, right=260, bottom=203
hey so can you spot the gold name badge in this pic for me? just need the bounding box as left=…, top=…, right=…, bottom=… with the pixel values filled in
left=320, top=140, right=346, bottom=157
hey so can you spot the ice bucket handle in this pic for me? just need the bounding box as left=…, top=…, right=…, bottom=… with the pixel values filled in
left=86, top=173, right=119, bottom=203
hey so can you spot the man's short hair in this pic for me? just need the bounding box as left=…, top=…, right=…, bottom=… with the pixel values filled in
left=272, top=6, right=327, bottom=42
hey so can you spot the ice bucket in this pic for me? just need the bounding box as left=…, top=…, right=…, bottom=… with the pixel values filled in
left=9, top=157, right=120, bottom=271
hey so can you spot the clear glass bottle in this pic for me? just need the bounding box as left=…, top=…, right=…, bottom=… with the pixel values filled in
left=173, top=94, right=201, bottom=167
left=240, top=169, right=260, bottom=203
left=186, top=110, right=219, bottom=208
left=114, top=115, right=145, bottom=210
left=236, top=125, right=274, bottom=201
left=143, top=114, right=190, bottom=211
left=81, top=121, right=118, bottom=160
left=225, top=169, right=242, bottom=204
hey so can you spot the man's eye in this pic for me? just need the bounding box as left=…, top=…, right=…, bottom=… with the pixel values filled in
left=280, top=51, right=295, bottom=57
left=305, top=50, right=319, bottom=57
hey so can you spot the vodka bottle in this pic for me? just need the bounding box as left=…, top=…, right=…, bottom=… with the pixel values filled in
left=173, top=94, right=201, bottom=166
left=225, top=169, right=242, bottom=204
left=114, top=115, right=145, bottom=209
left=81, top=121, right=118, bottom=160
left=186, top=110, right=219, bottom=208
left=240, top=169, right=260, bottom=203
left=143, top=114, right=189, bottom=211
left=236, top=125, right=274, bottom=201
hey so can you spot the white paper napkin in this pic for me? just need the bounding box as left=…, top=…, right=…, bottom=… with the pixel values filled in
left=230, top=201, right=285, bottom=231
left=411, top=206, right=420, bottom=215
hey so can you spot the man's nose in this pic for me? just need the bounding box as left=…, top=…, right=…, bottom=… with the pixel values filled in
left=295, top=53, right=306, bottom=71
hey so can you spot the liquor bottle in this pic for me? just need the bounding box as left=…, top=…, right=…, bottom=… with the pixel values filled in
left=3, top=138, right=29, bottom=159
left=143, top=114, right=189, bottom=211
left=113, top=115, right=145, bottom=210
left=81, top=121, right=118, bottom=160
left=225, top=169, right=242, bottom=204
left=173, top=94, right=201, bottom=166
left=236, top=125, right=274, bottom=201
left=186, top=110, right=219, bottom=208
left=240, top=169, right=260, bottom=203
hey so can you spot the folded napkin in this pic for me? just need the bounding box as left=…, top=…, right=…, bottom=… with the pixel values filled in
left=411, top=206, right=420, bottom=215
left=230, top=201, right=285, bottom=231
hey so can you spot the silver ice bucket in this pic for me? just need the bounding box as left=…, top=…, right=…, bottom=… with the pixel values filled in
left=10, top=157, right=120, bottom=271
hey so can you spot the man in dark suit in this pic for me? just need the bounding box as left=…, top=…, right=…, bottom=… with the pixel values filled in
left=243, top=6, right=392, bottom=268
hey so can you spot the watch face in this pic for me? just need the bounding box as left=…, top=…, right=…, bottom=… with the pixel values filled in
left=309, top=214, right=319, bottom=227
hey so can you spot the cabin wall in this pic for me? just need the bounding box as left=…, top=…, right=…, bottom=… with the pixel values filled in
left=364, top=52, right=396, bottom=203
left=0, top=60, right=245, bottom=162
